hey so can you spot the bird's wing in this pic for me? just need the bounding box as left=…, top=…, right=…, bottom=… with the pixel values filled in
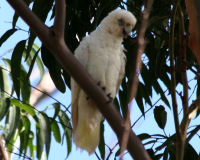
left=116, top=48, right=126, bottom=93
left=71, top=39, right=90, bottom=132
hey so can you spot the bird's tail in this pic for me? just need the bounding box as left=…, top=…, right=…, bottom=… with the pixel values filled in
left=73, top=91, right=103, bottom=154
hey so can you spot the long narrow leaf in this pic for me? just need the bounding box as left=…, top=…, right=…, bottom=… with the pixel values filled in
left=11, top=40, right=26, bottom=98
left=5, top=106, right=20, bottom=142
left=10, top=99, right=36, bottom=116
left=0, top=29, right=17, bottom=47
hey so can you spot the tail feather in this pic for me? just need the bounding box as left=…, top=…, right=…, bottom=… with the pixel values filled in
left=73, top=90, right=103, bottom=154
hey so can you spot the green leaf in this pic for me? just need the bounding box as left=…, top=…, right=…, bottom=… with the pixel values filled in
left=52, top=103, right=60, bottom=120
left=153, top=81, right=170, bottom=108
left=0, top=98, right=10, bottom=121
left=184, top=143, right=199, bottom=160
left=20, top=66, right=31, bottom=103
left=32, top=0, right=54, bottom=22
left=138, top=133, right=151, bottom=141
left=10, top=99, right=36, bottom=116
left=0, top=29, right=17, bottom=47
left=154, top=105, right=167, bottom=129
left=98, top=121, right=105, bottom=160
left=28, top=131, right=34, bottom=159
left=36, top=119, right=44, bottom=160
left=12, top=13, right=19, bottom=28
left=25, top=31, right=36, bottom=61
left=11, top=40, right=26, bottom=98
left=25, top=45, right=45, bottom=83
left=38, top=113, right=51, bottom=158
left=51, top=119, right=61, bottom=143
left=19, top=116, right=31, bottom=155
left=119, top=89, right=128, bottom=118
left=136, top=83, right=145, bottom=115
left=0, top=65, right=10, bottom=97
left=58, top=110, right=72, bottom=157
left=41, top=45, right=66, bottom=93
left=5, top=106, right=20, bottom=142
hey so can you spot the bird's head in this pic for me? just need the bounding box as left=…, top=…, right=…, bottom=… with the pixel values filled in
left=100, top=9, right=137, bottom=38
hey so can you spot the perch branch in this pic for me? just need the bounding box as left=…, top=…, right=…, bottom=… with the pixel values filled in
left=6, top=0, right=151, bottom=159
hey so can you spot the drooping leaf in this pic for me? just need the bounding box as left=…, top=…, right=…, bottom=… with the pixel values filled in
left=154, top=105, right=167, bottom=129
left=28, top=131, right=34, bottom=159
left=52, top=103, right=60, bottom=120
left=20, top=66, right=31, bottom=103
left=25, top=31, right=36, bottom=61
left=36, top=113, right=51, bottom=159
left=25, top=45, right=45, bottom=83
left=5, top=106, right=20, bottom=142
left=41, top=45, right=66, bottom=93
left=11, top=40, right=26, bottom=98
left=19, top=116, right=31, bottom=155
left=58, top=110, right=72, bottom=157
left=0, top=98, right=10, bottom=121
left=0, top=29, right=17, bottom=47
left=135, top=82, right=145, bottom=115
left=36, top=119, right=44, bottom=160
left=0, top=65, right=10, bottom=97
left=98, top=121, right=105, bottom=160
left=51, top=119, right=61, bottom=143
left=184, top=143, right=199, bottom=160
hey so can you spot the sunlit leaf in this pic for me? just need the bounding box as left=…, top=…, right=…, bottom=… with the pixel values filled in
left=5, top=106, right=20, bottom=142
left=51, top=119, right=61, bottom=143
left=0, top=65, right=10, bottom=97
left=38, top=113, right=51, bottom=158
left=58, top=110, right=72, bottom=157
left=10, top=98, right=36, bottom=116
left=0, top=98, right=10, bottom=121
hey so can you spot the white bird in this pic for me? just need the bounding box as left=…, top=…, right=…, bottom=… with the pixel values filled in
left=71, top=9, right=137, bottom=154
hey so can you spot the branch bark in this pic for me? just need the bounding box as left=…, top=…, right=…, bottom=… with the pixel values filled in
left=169, top=3, right=183, bottom=160
left=120, top=0, right=154, bottom=158
left=6, top=0, right=151, bottom=159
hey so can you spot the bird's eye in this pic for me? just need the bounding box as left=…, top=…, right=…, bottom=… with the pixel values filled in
left=118, top=18, right=125, bottom=26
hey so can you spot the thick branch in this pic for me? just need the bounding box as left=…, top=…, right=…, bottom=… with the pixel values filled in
left=6, top=0, right=151, bottom=159
left=54, top=0, right=65, bottom=38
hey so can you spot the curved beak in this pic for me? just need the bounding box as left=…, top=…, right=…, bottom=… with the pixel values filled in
left=122, top=25, right=133, bottom=37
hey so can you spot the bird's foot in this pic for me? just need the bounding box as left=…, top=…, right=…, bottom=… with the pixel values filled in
left=97, top=81, right=106, bottom=91
left=106, top=93, right=113, bottom=104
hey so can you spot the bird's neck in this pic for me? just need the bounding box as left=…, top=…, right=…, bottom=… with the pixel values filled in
left=95, top=28, right=123, bottom=47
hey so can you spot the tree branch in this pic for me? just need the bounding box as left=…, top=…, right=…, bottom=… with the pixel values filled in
left=169, top=3, right=182, bottom=160
left=6, top=0, right=151, bottom=159
left=54, top=0, right=65, bottom=38
left=120, top=0, right=154, bottom=158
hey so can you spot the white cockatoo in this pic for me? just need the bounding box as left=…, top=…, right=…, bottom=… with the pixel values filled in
left=71, top=9, right=137, bottom=154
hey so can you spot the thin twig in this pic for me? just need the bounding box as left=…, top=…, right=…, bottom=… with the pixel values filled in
left=169, top=2, right=183, bottom=160
left=119, top=0, right=154, bottom=159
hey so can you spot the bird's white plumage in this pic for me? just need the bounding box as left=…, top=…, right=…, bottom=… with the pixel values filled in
left=71, top=9, right=137, bottom=154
